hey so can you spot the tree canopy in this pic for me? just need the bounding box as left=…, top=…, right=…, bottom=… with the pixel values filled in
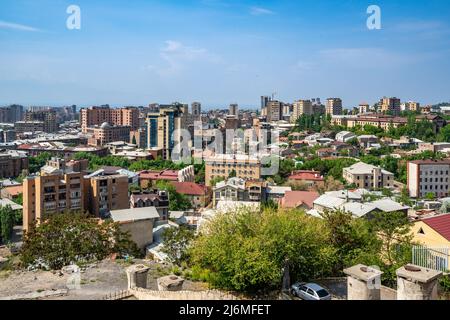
left=20, top=213, right=140, bottom=270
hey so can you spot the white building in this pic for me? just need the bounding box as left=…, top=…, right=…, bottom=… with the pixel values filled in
left=407, top=160, right=450, bottom=198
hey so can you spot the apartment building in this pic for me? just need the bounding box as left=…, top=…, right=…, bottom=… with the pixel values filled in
left=229, top=103, right=238, bottom=117
left=212, top=178, right=267, bottom=207
left=326, top=98, right=343, bottom=116
left=0, top=105, right=24, bottom=123
left=290, top=100, right=313, bottom=123
left=380, top=97, right=401, bottom=115
left=84, top=174, right=129, bottom=217
left=146, top=104, right=187, bottom=160
left=205, top=154, right=261, bottom=186
left=14, top=121, right=45, bottom=134
left=359, top=103, right=370, bottom=114
left=0, top=150, right=28, bottom=178
left=191, top=102, right=201, bottom=117
left=24, top=109, right=58, bottom=133
left=332, top=114, right=446, bottom=133
left=265, top=100, right=283, bottom=122
left=343, top=162, right=394, bottom=190
left=80, top=106, right=139, bottom=132
left=86, top=123, right=131, bottom=146
left=130, top=190, right=169, bottom=221
left=402, top=101, right=420, bottom=112
left=23, top=170, right=85, bottom=232
left=407, top=160, right=450, bottom=198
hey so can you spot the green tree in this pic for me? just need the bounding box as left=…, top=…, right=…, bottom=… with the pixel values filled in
left=0, top=205, right=15, bottom=244
left=228, top=170, right=237, bottom=178
left=28, top=152, right=52, bottom=173
left=156, top=181, right=192, bottom=211
left=161, top=226, right=195, bottom=264
left=190, top=208, right=335, bottom=292
left=20, top=213, right=140, bottom=270
left=369, top=211, right=413, bottom=286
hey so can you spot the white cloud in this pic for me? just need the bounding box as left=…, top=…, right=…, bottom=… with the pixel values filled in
left=0, top=20, right=40, bottom=32
left=250, top=7, right=274, bottom=16
left=148, top=40, right=222, bottom=77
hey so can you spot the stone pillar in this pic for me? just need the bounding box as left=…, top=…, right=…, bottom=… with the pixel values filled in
left=396, top=264, right=442, bottom=300
left=344, top=264, right=383, bottom=300
left=157, top=275, right=184, bottom=291
left=126, top=264, right=150, bottom=289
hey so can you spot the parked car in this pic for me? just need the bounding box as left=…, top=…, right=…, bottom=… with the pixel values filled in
left=290, top=282, right=332, bottom=300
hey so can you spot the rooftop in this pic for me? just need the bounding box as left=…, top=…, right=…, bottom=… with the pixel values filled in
left=421, top=214, right=450, bottom=242
left=171, top=182, right=208, bottom=196
left=280, top=191, right=320, bottom=209
left=110, top=207, right=160, bottom=223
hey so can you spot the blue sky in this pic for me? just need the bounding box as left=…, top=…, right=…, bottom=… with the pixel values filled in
left=0, top=0, right=449, bottom=109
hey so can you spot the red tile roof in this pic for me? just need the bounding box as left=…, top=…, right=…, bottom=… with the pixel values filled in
left=280, top=191, right=320, bottom=209
left=422, top=214, right=450, bottom=242
left=139, top=170, right=179, bottom=181
left=171, top=182, right=208, bottom=196
left=289, top=170, right=324, bottom=181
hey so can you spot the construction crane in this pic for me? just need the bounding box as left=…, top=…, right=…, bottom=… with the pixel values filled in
left=271, top=92, right=277, bottom=101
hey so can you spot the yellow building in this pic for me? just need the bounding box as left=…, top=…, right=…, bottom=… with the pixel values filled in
left=23, top=171, right=85, bottom=232
left=411, top=214, right=450, bottom=271
left=205, top=154, right=261, bottom=186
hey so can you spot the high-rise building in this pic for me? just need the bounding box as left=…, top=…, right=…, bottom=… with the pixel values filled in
left=191, top=102, right=201, bottom=117
left=380, top=97, right=401, bottom=115
left=326, top=98, right=343, bottom=116
left=80, top=106, right=139, bottom=132
left=146, top=103, right=187, bottom=160
left=229, top=104, right=239, bottom=117
left=24, top=109, right=58, bottom=133
left=0, top=105, right=24, bottom=123
left=266, top=100, right=283, bottom=122
left=261, top=96, right=272, bottom=109
left=291, top=100, right=313, bottom=123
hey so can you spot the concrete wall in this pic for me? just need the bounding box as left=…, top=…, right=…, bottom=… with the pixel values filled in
left=119, top=219, right=154, bottom=251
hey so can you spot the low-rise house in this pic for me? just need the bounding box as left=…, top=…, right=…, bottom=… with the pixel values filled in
left=139, top=165, right=195, bottom=188
left=411, top=214, right=450, bottom=271
left=171, top=182, right=210, bottom=209
left=335, top=131, right=357, bottom=143
left=110, top=207, right=160, bottom=251
left=266, top=186, right=292, bottom=201
left=1, top=184, right=22, bottom=201
left=216, top=200, right=260, bottom=213
left=357, top=135, right=378, bottom=148
left=130, top=190, right=169, bottom=221
left=212, top=178, right=267, bottom=207
left=279, top=191, right=319, bottom=210
left=343, top=162, right=394, bottom=190
left=288, top=170, right=325, bottom=191
left=310, top=193, right=409, bottom=219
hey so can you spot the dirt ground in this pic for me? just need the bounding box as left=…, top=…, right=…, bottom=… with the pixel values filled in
left=0, top=259, right=208, bottom=300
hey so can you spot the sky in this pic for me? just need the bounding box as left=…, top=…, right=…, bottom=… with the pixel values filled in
left=0, top=0, right=449, bottom=110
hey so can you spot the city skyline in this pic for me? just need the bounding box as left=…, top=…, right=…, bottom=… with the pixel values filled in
left=1, top=0, right=450, bottom=108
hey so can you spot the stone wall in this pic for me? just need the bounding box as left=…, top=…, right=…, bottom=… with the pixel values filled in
left=130, top=287, right=239, bottom=300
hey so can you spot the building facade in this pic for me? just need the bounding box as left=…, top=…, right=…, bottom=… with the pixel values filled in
left=23, top=171, right=85, bottom=232
left=80, top=106, right=139, bottom=132
left=380, top=97, right=401, bottom=116
left=24, top=109, right=58, bottom=133
left=326, top=98, right=343, bottom=116
left=291, top=100, right=313, bottom=123
left=86, top=123, right=131, bottom=146
left=407, top=160, right=450, bottom=198
left=0, top=150, right=28, bottom=178
left=205, top=154, right=261, bottom=186
left=145, top=104, right=187, bottom=160
left=343, top=162, right=394, bottom=190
